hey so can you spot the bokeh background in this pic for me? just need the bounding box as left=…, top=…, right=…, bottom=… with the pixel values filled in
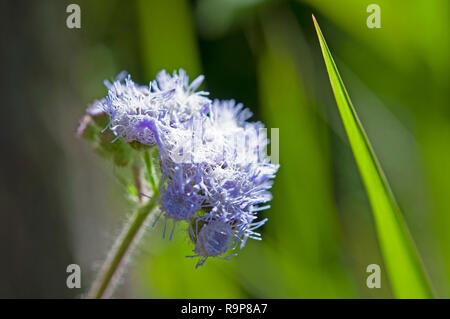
left=1, top=0, right=449, bottom=298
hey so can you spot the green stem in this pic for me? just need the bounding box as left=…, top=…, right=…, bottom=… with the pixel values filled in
left=87, top=197, right=159, bottom=299
left=143, top=149, right=157, bottom=193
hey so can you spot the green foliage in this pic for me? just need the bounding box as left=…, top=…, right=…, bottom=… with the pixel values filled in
left=77, top=112, right=135, bottom=167
left=313, top=16, right=434, bottom=298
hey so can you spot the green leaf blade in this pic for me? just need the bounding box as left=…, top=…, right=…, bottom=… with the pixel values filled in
left=312, top=15, right=433, bottom=299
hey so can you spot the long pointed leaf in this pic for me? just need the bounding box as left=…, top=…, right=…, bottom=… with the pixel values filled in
left=312, top=15, right=433, bottom=298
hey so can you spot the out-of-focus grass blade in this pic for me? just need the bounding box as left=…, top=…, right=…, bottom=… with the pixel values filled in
left=137, top=0, right=201, bottom=77
left=249, top=11, right=355, bottom=297
left=312, top=15, right=433, bottom=298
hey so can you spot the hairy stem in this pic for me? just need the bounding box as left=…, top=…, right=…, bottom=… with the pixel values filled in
left=87, top=197, right=159, bottom=299
left=132, top=163, right=145, bottom=203
left=143, top=149, right=157, bottom=193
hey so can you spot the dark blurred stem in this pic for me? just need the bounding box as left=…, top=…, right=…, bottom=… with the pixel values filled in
left=87, top=197, right=159, bottom=299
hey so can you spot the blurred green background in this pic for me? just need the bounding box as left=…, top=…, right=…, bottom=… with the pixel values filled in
left=1, top=0, right=449, bottom=298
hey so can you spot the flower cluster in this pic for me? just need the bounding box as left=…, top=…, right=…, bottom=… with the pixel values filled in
left=98, top=69, right=279, bottom=267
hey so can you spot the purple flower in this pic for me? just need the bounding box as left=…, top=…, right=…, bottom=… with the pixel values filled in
left=99, top=74, right=159, bottom=144
left=160, top=164, right=203, bottom=222
left=96, top=69, right=279, bottom=267
left=155, top=99, right=278, bottom=265
left=192, top=220, right=234, bottom=268
left=99, top=70, right=210, bottom=145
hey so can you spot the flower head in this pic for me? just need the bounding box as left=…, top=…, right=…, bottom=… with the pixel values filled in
left=160, top=164, right=203, bottom=222
left=99, top=74, right=159, bottom=145
left=150, top=69, right=211, bottom=126
left=95, top=69, right=279, bottom=267
left=193, top=220, right=234, bottom=268
left=99, top=70, right=210, bottom=145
